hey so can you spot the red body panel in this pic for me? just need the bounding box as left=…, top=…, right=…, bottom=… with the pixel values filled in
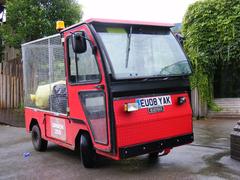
left=114, top=93, right=192, bottom=147
left=25, top=108, right=88, bottom=150
left=25, top=108, right=45, bottom=133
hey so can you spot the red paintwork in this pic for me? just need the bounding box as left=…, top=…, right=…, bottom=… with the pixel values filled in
left=113, top=93, right=192, bottom=148
left=25, top=108, right=88, bottom=150
left=24, top=19, right=193, bottom=161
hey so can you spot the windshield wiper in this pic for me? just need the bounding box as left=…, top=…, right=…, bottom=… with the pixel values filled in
left=125, top=26, right=132, bottom=68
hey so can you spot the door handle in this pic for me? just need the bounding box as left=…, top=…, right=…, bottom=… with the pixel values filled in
left=95, top=84, right=105, bottom=90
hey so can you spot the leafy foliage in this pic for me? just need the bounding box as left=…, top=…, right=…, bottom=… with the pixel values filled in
left=182, top=0, right=240, bottom=107
left=0, top=0, right=82, bottom=49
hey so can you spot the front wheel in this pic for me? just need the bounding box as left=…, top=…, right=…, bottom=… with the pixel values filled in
left=80, top=133, right=97, bottom=168
left=31, top=125, right=48, bottom=151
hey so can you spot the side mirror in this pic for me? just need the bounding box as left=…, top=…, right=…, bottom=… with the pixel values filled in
left=175, top=33, right=185, bottom=46
left=71, top=31, right=87, bottom=53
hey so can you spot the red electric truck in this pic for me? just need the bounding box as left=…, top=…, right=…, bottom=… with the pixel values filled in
left=22, top=18, right=193, bottom=168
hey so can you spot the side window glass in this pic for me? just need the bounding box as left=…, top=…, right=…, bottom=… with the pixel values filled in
left=68, top=39, right=77, bottom=76
left=67, top=35, right=100, bottom=84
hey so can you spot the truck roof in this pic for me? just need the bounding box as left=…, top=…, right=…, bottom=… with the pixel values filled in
left=86, top=18, right=174, bottom=27
left=61, top=18, right=174, bottom=33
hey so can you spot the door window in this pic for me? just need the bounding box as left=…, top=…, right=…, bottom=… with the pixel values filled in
left=80, top=91, right=108, bottom=144
left=67, top=36, right=100, bottom=84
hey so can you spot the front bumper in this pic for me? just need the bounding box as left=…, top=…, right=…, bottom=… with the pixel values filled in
left=119, top=133, right=194, bottom=159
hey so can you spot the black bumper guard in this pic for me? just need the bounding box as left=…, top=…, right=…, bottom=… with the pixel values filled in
left=119, top=133, right=194, bottom=159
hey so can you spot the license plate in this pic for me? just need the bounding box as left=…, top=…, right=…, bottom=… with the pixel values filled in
left=148, top=106, right=164, bottom=114
left=136, top=95, right=172, bottom=109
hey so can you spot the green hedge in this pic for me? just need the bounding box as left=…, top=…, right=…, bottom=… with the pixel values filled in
left=182, top=0, right=240, bottom=108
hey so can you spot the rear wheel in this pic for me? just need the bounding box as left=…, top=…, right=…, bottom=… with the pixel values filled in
left=80, top=133, right=97, bottom=168
left=31, top=125, right=48, bottom=151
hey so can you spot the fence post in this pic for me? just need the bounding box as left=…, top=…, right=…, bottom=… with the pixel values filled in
left=191, top=87, right=208, bottom=118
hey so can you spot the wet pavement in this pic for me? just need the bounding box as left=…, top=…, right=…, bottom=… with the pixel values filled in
left=0, top=119, right=240, bottom=180
left=193, top=118, right=236, bottom=149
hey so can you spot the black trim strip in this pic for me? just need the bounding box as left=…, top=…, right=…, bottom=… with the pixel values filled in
left=119, top=133, right=194, bottom=159
left=113, top=91, right=188, bottom=101
left=111, top=78, right=190, bottom=98
left=111, top=78, right=189, bottom=93
left=70, top=118, right=86, bottom=125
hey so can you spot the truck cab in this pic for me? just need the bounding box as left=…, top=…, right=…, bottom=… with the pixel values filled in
left=22, top=19, right=193, bottom=168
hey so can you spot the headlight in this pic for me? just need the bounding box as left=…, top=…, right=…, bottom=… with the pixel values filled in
left=124, top=103, right=139, bottom=112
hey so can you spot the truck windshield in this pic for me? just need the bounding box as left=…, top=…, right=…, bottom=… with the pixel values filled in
left=94, top=25, right=192, bottom=79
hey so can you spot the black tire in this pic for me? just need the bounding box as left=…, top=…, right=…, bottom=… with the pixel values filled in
left=80, top=133, right=97, bottom=168
left=31, top=125, right=48, bottom=151
left=148, top=152, right=159, bottom=160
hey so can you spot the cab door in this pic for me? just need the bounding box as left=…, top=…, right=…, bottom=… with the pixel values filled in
left=64, top=25, right=111, bottom=152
